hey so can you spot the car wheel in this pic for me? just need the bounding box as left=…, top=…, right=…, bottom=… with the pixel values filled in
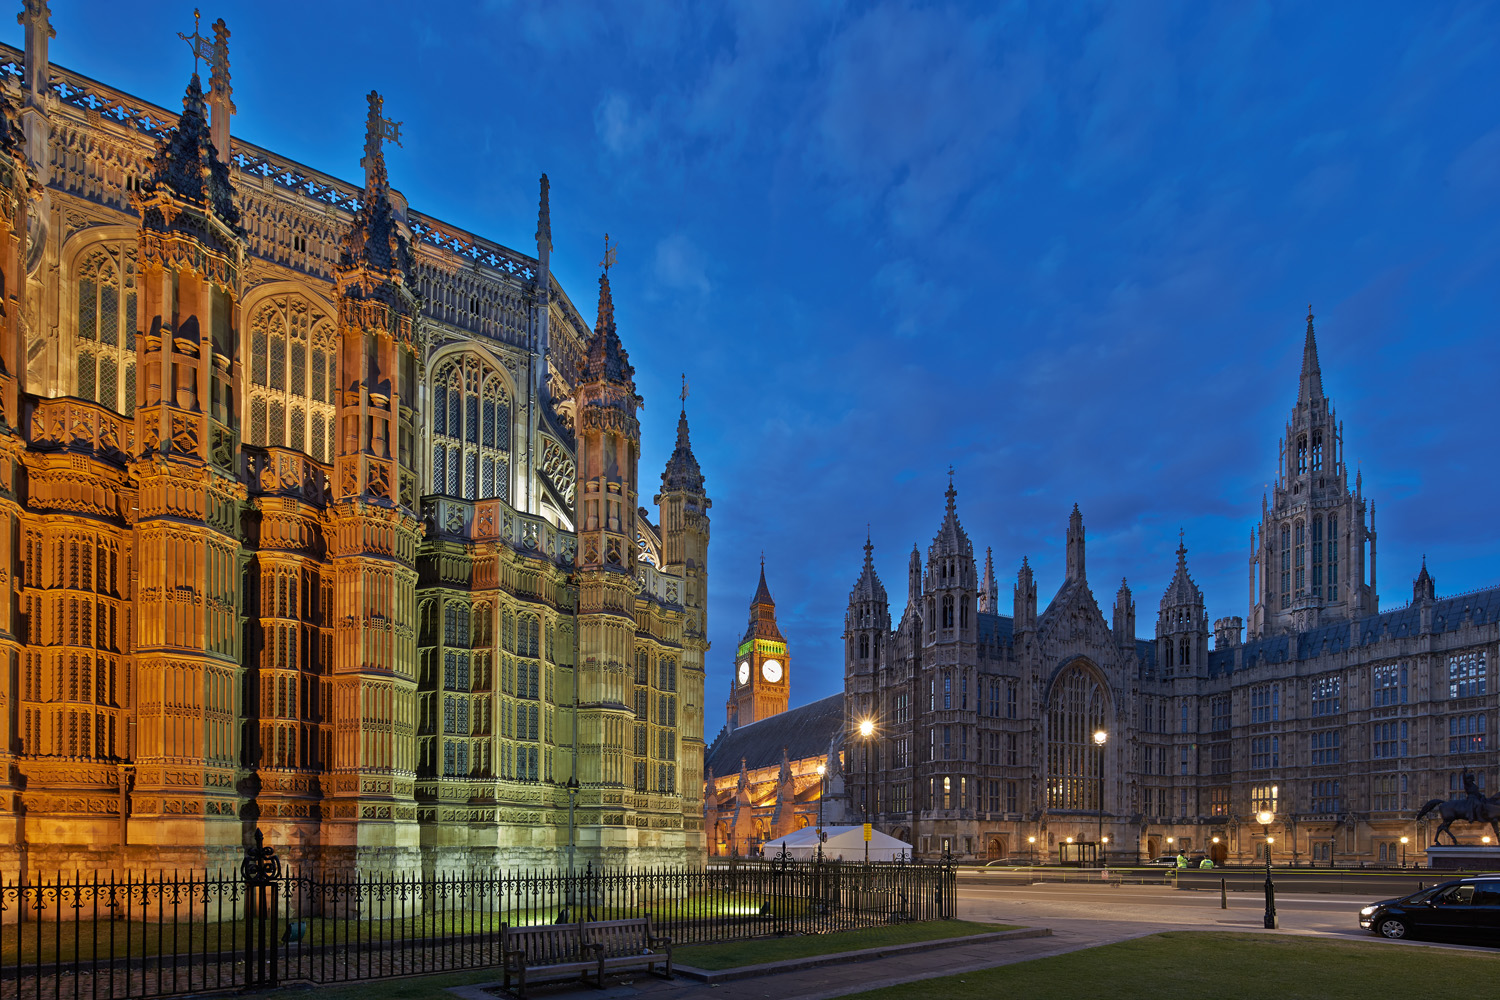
left=1378, top=918, right=1409, bottom=939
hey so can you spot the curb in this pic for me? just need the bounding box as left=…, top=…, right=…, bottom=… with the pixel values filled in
left=673, top=927, right=1053, bottom=983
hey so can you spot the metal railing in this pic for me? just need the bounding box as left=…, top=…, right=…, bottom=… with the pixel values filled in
left=0, top=835, right=956, bottom=1000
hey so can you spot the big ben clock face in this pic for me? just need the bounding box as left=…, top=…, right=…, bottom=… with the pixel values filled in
left=738, top=661, right=750, bottom=685
left=761, top=659, right=783, bottom=683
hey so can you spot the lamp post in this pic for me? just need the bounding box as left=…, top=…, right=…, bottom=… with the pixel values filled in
left=859, top=718, right=875, bottom=864
left=1258, top=809, right=1278, bottom=929
left=1093, top=729, right=1107, bottom=867
left=1400, top=835, right=1409, bottom=869
left=1028, top=835, right=1037, bottom=866
left=816, top=762, right=828, bottom=862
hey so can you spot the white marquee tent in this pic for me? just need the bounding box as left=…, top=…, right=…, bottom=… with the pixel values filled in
left=763, top=825, right=913, bottom=862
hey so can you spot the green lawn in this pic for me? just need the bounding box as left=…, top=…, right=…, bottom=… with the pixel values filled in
left=674, top=920, right=1019, bottom=970
left=847, top=931, right=1500, bottom=1000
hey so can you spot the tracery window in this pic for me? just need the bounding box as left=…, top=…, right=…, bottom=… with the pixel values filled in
left=246, top=294, right=336, bottom=462
left=431, top=354, right=511, bottom=500
left=75, top=245, right=138, bottom=416
left=1045, top=664, right=1106, bottom=811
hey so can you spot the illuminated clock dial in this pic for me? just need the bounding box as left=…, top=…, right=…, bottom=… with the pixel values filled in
left=761, top=659, right=783, bottom=683
left=738, top=661, right=750, bottom=685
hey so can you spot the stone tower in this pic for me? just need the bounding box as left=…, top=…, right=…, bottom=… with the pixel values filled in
left=654, top=387, right=711, bottom=851
left=1250, top=308, right=1377, bottom=636
left=924, top=475, right=978, bottom=646
left=1157, top=536, right=1208, bottom=679
left=729, top=561, right=789, bottom=727
left=129, top=68, right=248, bottom=864
left=324, top=91, right=422, bottom=870
left=844, top=533, right=890, bottom=722
left=573, top=239, right=641, bottom=801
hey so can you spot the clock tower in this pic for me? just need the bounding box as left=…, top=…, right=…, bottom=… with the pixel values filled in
left=727, top=561, right=790, bottom=728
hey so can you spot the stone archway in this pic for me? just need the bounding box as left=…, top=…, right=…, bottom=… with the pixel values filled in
left=987, top=836, right=1006, bottom=860
left=1147, top=837, right=1160, bottom=859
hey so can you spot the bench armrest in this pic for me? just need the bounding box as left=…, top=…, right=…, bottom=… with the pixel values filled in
left=648, top=934, right=672, bottom=948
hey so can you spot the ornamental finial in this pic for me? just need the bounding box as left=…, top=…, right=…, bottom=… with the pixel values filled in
left=178, top=8, right=210, bottom=75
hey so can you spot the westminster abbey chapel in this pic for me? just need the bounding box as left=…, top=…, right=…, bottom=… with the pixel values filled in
left=0, top=5, right=709, bottom=877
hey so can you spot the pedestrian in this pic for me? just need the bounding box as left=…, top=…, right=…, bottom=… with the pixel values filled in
left=1176, top=852, right=1189, bottom=868
left=1199, top=857, right=1215, bottom=869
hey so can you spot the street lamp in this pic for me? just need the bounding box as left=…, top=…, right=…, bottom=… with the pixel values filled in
left=816, top=763, right=827, bottom=847
left=1257, top=809, right=1278, bottom=929
left=859, top=718, right=875, bottom=864
left=1093, top=729, right=1107, bottom=867
left=1400, top=835, right=1409, bottom=869
left=1028, top=835, right=1037, bottom=866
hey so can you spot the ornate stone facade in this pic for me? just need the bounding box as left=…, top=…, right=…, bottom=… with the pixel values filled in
left=718, top=315, right=1493, bottom=868
left=0, top=7, right=708, bottom=878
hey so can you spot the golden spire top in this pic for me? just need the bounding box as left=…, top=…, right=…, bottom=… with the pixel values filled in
left=178, top=8, right=210, bottom=75
left=600, top=232, right=619, bottom=274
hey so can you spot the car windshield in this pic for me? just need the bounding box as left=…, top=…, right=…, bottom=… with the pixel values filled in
left=1401, top=885, right=1448, bottom=904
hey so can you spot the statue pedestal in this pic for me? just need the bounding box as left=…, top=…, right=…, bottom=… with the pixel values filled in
left=1424, top=845, right=1500, bottom=872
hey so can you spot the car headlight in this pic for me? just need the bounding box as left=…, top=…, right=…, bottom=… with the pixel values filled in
left=1360, top=906, right=1377, bottom=917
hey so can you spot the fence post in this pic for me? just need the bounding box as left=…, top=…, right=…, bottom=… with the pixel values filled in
left=241, top=827, right=282, bottom=989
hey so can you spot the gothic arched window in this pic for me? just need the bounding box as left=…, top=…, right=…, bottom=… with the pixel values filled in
left=942, top=594, right=954, bottom=628
left=431, top=354, right=511, bottom=501
left=75, top=245, right=138, bottom=416
left=859, top=634, right=869, bottom=659
left=1045, top=664, right=1107, bottom=811
left=1180, top=637, right=1190, bottom=666
left=247, top=294, right=336, bottom=462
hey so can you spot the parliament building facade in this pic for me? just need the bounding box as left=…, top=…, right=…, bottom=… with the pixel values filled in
left=709, top=316, right=1493, bottom=867
left=0, top=7, right=709, bottom=877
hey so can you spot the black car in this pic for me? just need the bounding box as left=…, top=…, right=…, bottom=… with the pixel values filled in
left=1360, top=876, right=1500, bottom=941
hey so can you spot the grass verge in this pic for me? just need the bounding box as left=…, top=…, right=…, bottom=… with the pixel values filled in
left=674, top=919, right=1019, bottom=970
left=846, top=931, right=1500, bottom=1000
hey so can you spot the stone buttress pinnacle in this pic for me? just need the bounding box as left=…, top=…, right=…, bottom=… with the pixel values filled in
left=583, top=235, right=636, bottom=388
left=142, top=73, right=241, bottom=234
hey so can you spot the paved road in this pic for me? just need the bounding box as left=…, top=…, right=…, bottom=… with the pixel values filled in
left=956, top=880, right=1373, bottom=940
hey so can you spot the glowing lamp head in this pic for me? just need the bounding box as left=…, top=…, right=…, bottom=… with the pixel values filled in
left=1066, top=836, right=1074, bottom=844
left=1093, top=729, right=1107, bottom=746
left=1028, top=836, right=1036, bottom=844
left=816, top=764, right=826, bottom=776
left=1400, top=836, right=1409, bottom=845
left=858, top=719, right=875, bottom=738
left=1256, top=810, right=1275, bottom=827
left=1101, top=836, right=1109, bottom=844
left=1486, top=836, right=1493, bottom=845
left=1266, top=836, right=1275, bottom=845
left=1167, top=837, right=1174, bottom=845
left=1212, top=836, right=1220, bottom=844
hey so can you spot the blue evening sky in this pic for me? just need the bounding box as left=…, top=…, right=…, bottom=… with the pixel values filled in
left=49, top=2, right=1500, bottom=711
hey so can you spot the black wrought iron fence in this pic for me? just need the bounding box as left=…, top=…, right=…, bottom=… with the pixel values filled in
left=0, top=835, right=956, bottom=1000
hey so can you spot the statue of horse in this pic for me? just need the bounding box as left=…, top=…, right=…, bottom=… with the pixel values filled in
left=1415, top=794, right=1500, bottom=845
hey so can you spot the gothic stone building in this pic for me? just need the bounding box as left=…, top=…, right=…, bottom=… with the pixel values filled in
left=719, top=313, right=1493, bottom=866
left=0, top=7, right=710, bottom=878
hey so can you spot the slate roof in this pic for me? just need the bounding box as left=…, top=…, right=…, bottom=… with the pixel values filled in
left=705, top=693, right=845, bottom=776
left=1206, top=584, right=1500, bottom=678
left=978, top=611, right=1013, bottom=647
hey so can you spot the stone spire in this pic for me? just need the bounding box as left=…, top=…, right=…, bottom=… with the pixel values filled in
left=908, top=544, right=921, bottom=606
left=849, top=531, right=887, bottom=605
left=660, top=376, right=705, bottom=494
left=1160, top=530, right=1203, bottom=608
left=207, top=17, right=234, bottom=165
left=1113, top=577, right=1135, bottom=647
left=1413, top=555, right=1435, bottom=604
left=1298, top=304, right=1324, bottom=406
left=1065, top=504, right=1086, bottom=583
left=142, top=73, right=241, bottom=233
left=340, top=91, right=412, bottom=279
left=583, top=234, right=636, bottom=388
left=16, top=0, right=51, bottom=176
left=980, top=546, right=998, bottom=613
left=1014, top=556, right=1037, bottom=633
left=536, top=173, right=553, bottom=255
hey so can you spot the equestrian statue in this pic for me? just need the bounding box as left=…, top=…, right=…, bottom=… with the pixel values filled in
left=1415, top=772, right=1500, bottom=845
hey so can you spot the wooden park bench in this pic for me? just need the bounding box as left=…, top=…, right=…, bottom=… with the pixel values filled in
left=583, top=916, right=674, bottom=982
left=501, top=916, right=672, bottom=997
left=502, top=923, right=589, bottom=997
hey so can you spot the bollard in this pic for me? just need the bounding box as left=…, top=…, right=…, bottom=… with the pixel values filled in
left=1221, top=877, right=1227, bottom=909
